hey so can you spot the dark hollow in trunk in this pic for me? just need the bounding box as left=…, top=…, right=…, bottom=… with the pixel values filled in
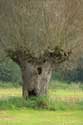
left=28, top=89, right=37, bottom=96
left=21, top=62, right=52, bottom=99
left=37, top=67, right=42, bottom=75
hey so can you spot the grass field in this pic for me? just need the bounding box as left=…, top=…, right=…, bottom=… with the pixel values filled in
left=0, top=110, right=83, bottom=125
left=0, top=81, right=83, bottom=125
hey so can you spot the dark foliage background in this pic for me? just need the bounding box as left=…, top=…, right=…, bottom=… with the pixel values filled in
left=0, top=59, right=22, bottom=83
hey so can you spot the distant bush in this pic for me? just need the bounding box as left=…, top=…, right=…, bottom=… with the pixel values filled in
left=0, top=59, right=22, bottom=84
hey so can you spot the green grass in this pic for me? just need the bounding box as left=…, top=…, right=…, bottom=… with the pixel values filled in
left=0, top=81, right=83, bottom=111
left=0, top=81, right=83, bottom=125
left=49, top=80, right=83, bottom=90
left=0, top=110, right=83, bottom=125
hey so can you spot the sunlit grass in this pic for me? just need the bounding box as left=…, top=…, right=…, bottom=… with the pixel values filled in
left=0, top=110, right=83, bottom=125
left=0, top=88, right=21, bottom=99
left=0, top=82, right=83, bottom=110
left=0, top=81, right=83, bottom=125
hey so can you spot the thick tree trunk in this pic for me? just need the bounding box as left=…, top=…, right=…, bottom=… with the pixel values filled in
left=21, top=62, right=52, bottom=99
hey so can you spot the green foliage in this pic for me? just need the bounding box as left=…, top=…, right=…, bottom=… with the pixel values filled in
left=0, top=59, right=22, bottom=83
left=0, top=96, right=83, bottom=111
left=0, top=96, right=48, bottom=110
left=63, top=59, right=83, bottom=82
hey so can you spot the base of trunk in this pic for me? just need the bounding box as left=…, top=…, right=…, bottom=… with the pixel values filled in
left=22, top=87, right=37, bottom=99
left=21, top=62, right=52, bottom=99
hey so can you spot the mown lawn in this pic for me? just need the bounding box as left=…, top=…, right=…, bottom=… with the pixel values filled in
left=0, top=81, right=83, bottom=125
left=0, top=110, right=83, bottom=125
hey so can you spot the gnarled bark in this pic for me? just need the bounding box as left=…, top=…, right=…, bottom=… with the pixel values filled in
left=21, top=62, right=52, bottom=99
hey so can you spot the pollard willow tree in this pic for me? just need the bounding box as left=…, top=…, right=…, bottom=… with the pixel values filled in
left=0, top=0, right=83, bottom=99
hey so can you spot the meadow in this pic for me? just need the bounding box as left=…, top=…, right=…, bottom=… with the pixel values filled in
left=0, top=81, right=83, bottom=125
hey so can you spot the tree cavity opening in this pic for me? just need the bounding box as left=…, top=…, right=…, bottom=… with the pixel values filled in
left=28, top=89, right=37, bottom=96
left=37, top=67, right=42, bottom=75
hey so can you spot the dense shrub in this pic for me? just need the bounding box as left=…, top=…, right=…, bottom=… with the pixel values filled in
left=0, top=59, right=22, bottom=83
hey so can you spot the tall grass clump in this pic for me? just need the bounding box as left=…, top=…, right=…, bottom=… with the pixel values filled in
left=0, top=96, right=83, bottom=111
